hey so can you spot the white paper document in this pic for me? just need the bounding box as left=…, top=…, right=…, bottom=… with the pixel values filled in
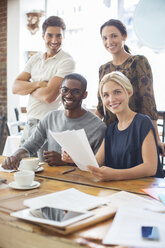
left=103, top=206, right=165, bottom=247
left=106, top=191, right=165, bottom=213
left=24, top=188, right=108, bottom=211
left=49, top=129, right=99, bottom=171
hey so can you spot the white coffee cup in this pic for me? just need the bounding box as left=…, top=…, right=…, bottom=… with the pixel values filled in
left=14, top=171, right=34, bottom=187
left=19, top=157, right=39, bottom=171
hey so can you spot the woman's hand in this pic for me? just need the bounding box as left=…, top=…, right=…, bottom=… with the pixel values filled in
left=87, top=165, right=114, bottom=181
left=61, top=150, right=74, bottom=164
left=158, top=141, right=165, bottom=156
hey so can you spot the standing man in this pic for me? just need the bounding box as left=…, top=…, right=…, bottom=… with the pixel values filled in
left=12, top=16, right=75, bottom=158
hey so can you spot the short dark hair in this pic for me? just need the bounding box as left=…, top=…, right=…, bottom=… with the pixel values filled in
left=62, top=73, right=87, bottom=91
left=100, top=19, right=130, bottom=54
left=42, top=16, right=66, bottom=34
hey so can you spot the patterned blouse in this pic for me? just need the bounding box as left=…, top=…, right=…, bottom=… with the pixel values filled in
left=97, top=55, right=158, bottom=126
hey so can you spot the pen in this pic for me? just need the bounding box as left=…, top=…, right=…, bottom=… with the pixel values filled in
left=61, top=168, right=76, bottom=175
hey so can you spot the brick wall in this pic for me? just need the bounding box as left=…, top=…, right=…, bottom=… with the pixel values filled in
left=0, top=0, right=7, bottom=153
left=0, top=0, right=7, bottom=116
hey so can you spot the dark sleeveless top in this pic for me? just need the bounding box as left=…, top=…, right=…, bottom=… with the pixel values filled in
left=105, top=113, right=164, bottom=178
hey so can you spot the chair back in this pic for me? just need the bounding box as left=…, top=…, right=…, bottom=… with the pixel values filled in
left=14, top=108, right=21, bottom=132
left=0, top=116, right=7, bottom=154
left=6, top=108, right=26, bottom=136
left=158, top=111, right=165, bottom=167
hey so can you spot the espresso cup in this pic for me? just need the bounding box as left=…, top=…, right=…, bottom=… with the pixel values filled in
left=19, top=157, right=39, bottom=171
left=14, top=171, right=34, bottom=187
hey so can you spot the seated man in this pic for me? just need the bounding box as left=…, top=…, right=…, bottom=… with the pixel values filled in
left=2, top=73, right=106, bottom=170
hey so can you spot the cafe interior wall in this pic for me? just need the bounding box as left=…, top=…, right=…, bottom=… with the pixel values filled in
left=7, top=0, right=113, bottom=122
left=7, top=0, right=165, bottom=123
left=7, top=0, right=45, bottom=122
left=0, top=0, right=7, bottom=117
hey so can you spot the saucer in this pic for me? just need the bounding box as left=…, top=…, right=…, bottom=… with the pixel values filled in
left=35, top=166, right=44, bottom=173
left=8, top=181, right=40, bottom=190
left=18, top=166, right=44, bottom=173
left=39, top=162, right=45, bottom=166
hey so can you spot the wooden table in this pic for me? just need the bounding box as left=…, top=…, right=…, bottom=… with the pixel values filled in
left=1, top=155, right=164, bottom=196
left=34, top=163, right=163, bottom=195
left=0, top=169, right=120, bottom=248
left=1, top=156, right=163, bottom=196
left=0, top=156, right=164, bottom=248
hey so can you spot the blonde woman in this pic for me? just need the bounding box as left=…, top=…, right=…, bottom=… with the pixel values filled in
left=87, top=71, right=164, bottom=180
left=62, top=71, right=164, bottom=180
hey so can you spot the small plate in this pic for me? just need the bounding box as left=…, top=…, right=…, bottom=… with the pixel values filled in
left=8, top=181, right=40, bottom=190
left=18, top=166, right=44, bottom=173
left=35, top=166, right=44, bottom=173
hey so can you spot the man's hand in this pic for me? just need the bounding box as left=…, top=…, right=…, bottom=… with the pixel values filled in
left=2, top=156, right=20, bottom=170
left=30, top=81, right=48, bottom=95
left=43, top=150, right=66, bottom=166
left=2, top=149, right=28, bottom=170
left=30, top=76, right=63, bottom=103
left=13, top=72, right=47, bottom=95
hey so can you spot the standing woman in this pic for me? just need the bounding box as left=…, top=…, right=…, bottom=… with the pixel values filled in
left=96, top=19, right=165, bottom=155
left=88, top=71, right=164, bottom=180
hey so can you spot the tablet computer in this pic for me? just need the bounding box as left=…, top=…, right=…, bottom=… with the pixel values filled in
left=11, top=206, right=93, bottom=227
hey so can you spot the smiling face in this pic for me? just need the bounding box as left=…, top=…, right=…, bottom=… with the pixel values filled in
left=61, top=79, right=87, bottom=111
left=102, top=80, right=131, bottom=115
left=42, top=26, right=64, bottom=56
left=101, top=25, right=126, bottom=55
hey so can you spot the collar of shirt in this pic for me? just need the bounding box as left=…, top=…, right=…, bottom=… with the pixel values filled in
left=43, top=49, right=63, bottom=61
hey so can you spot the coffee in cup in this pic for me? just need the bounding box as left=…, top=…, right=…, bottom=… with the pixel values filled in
left=19, top=157, right=39, bottom=171
left=14, top=171, right=34, bottom=187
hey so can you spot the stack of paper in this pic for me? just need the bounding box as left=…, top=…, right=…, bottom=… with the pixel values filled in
left=11, top=189, right=116, bottom=232
left=49, top=129, right=99, bottom=171
left=106, top=191, right=165, bottom=213
left=103, top=206, right=165, bottom=247
left=24, top=188, right=108, bottom=211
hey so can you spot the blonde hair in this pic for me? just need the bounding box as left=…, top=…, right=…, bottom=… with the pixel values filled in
left=99, top=71, right=133, bottom=115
